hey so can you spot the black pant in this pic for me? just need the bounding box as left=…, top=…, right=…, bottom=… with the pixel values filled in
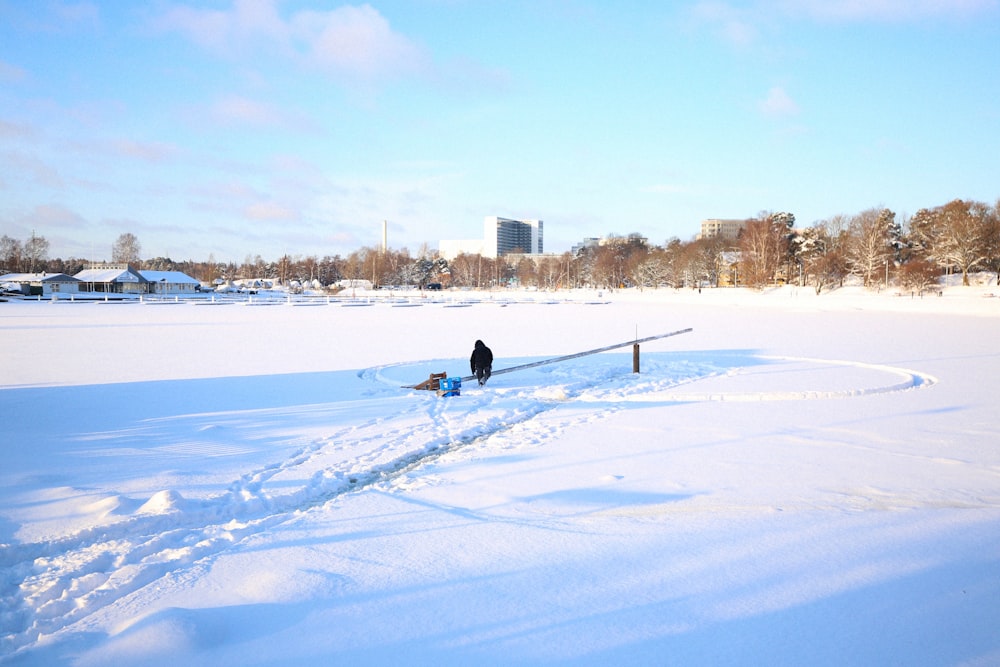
left=475, top=366, right=491, bottom=385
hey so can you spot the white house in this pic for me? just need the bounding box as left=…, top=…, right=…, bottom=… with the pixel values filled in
left=74, top=264, right=149, bottom=294
left=140, top=270, right=201, bottom=295
left=0, top=272, right=81, bottom=296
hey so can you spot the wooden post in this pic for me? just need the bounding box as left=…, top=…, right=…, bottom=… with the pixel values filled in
left=633, top=343, right=640, bottom=373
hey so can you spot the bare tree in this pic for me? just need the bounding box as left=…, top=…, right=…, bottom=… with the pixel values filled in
left=24, top=232, right=50, bottom=273
left=1, top=235, right=23, bottom=272
left=635, top=250, right=668, bottom=289
left=375, top=248, right=408, bottom=286
left=623, top=243, right=650, bottom=289
left=112, top=233, right=141, bottom=265
left=739, top=213, right=788, bottom=288
left=447, top=253, right=477, bottom=288
left=943, top=200, right=993, bottom=285
left=589, top=235, right=647, bottom=288
left=533, top=256, right=562, bottom=289
left=799, top=223, right=848, bottom=294
left=909, top=200, right=992, bottom=285
left=557, top=252, right=579, bottom=289
left=681, top=236, right=726, bottom=288
left=898, top=258, right=941, bottom=295
left=240, top=254, right=257, bottom=279
left=489, top=256, right=511, bottom=289
left=899, top=257, right=941, bottom=294
left=847, top=208, right=895, bottom=288
left=202, top=253, right=219, bottom=285
left=45, top=256, right=87, bottom=276
left=317, top=255, right=343, bottom=286
left=984, top=200, right=1000, bottom=285
left=513, top=255, right=538, bottom=288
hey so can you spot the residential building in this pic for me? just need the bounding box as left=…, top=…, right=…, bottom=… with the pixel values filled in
left=0, top=272, right=81, bottom=296
left=698, top=219, right=746, bottom=241
left=140, top=270, right=201, bottom=294
left=74, top=264, right=149, bottom=294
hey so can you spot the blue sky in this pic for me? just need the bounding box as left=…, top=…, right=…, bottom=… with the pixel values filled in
left=2, top=1, right=998, bottom=262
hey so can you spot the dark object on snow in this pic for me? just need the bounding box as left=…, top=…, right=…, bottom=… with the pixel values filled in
left=470, top=339, right=493, bottom=386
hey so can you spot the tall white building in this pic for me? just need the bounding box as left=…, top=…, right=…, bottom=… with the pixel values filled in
left=482, top=216, right=543, bottom=257
left=440, top=216, right=544, bottom=260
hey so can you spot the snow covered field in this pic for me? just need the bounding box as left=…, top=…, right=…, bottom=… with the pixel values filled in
left=2, top=285, right=999, bottom=666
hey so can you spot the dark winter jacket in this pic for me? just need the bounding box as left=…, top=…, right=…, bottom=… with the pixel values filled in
left=470, top=340, right=493, bottom=373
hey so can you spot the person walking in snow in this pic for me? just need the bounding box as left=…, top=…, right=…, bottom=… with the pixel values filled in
left=470, top=339, right=493, bottom=386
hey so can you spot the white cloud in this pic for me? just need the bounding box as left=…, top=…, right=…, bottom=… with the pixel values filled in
left=759, top=86, right=800, bottom=117
left=687, top=1, right=760, bottom=46
left=290, top=5, right=428, bottom=80
left=155, top=1, right=427, bottom=83
left=153, top=0, right=285, bottom=55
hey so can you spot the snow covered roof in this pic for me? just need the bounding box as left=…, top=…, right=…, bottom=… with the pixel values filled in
left=74, top=267, right=148, bottom=284
left=0, top=272, right=81, bottom=283
left=140, top=270, right=200, bottom=285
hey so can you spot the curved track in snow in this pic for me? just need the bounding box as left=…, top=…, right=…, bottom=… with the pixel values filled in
left=648, top=355, right=938, bottom=402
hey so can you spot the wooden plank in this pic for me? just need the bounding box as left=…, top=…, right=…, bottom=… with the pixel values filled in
left=402, top=328, right=693, bottom=388
left=411, top=372, right=447, bottom=391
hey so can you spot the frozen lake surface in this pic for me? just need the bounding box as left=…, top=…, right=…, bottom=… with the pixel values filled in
left=2, top=284, right=999, bottom=666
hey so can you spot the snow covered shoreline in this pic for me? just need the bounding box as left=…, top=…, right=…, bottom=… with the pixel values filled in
left=2, top=286, right=999, bottom=665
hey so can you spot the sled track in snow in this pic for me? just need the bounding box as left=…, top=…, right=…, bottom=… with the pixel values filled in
left=0, top=366, right=635, bottom=659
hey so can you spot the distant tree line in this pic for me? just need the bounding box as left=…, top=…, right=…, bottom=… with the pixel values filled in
left=743, top=198, right=1000, bottom=293
left=3, top=198, right=998, bottom=293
